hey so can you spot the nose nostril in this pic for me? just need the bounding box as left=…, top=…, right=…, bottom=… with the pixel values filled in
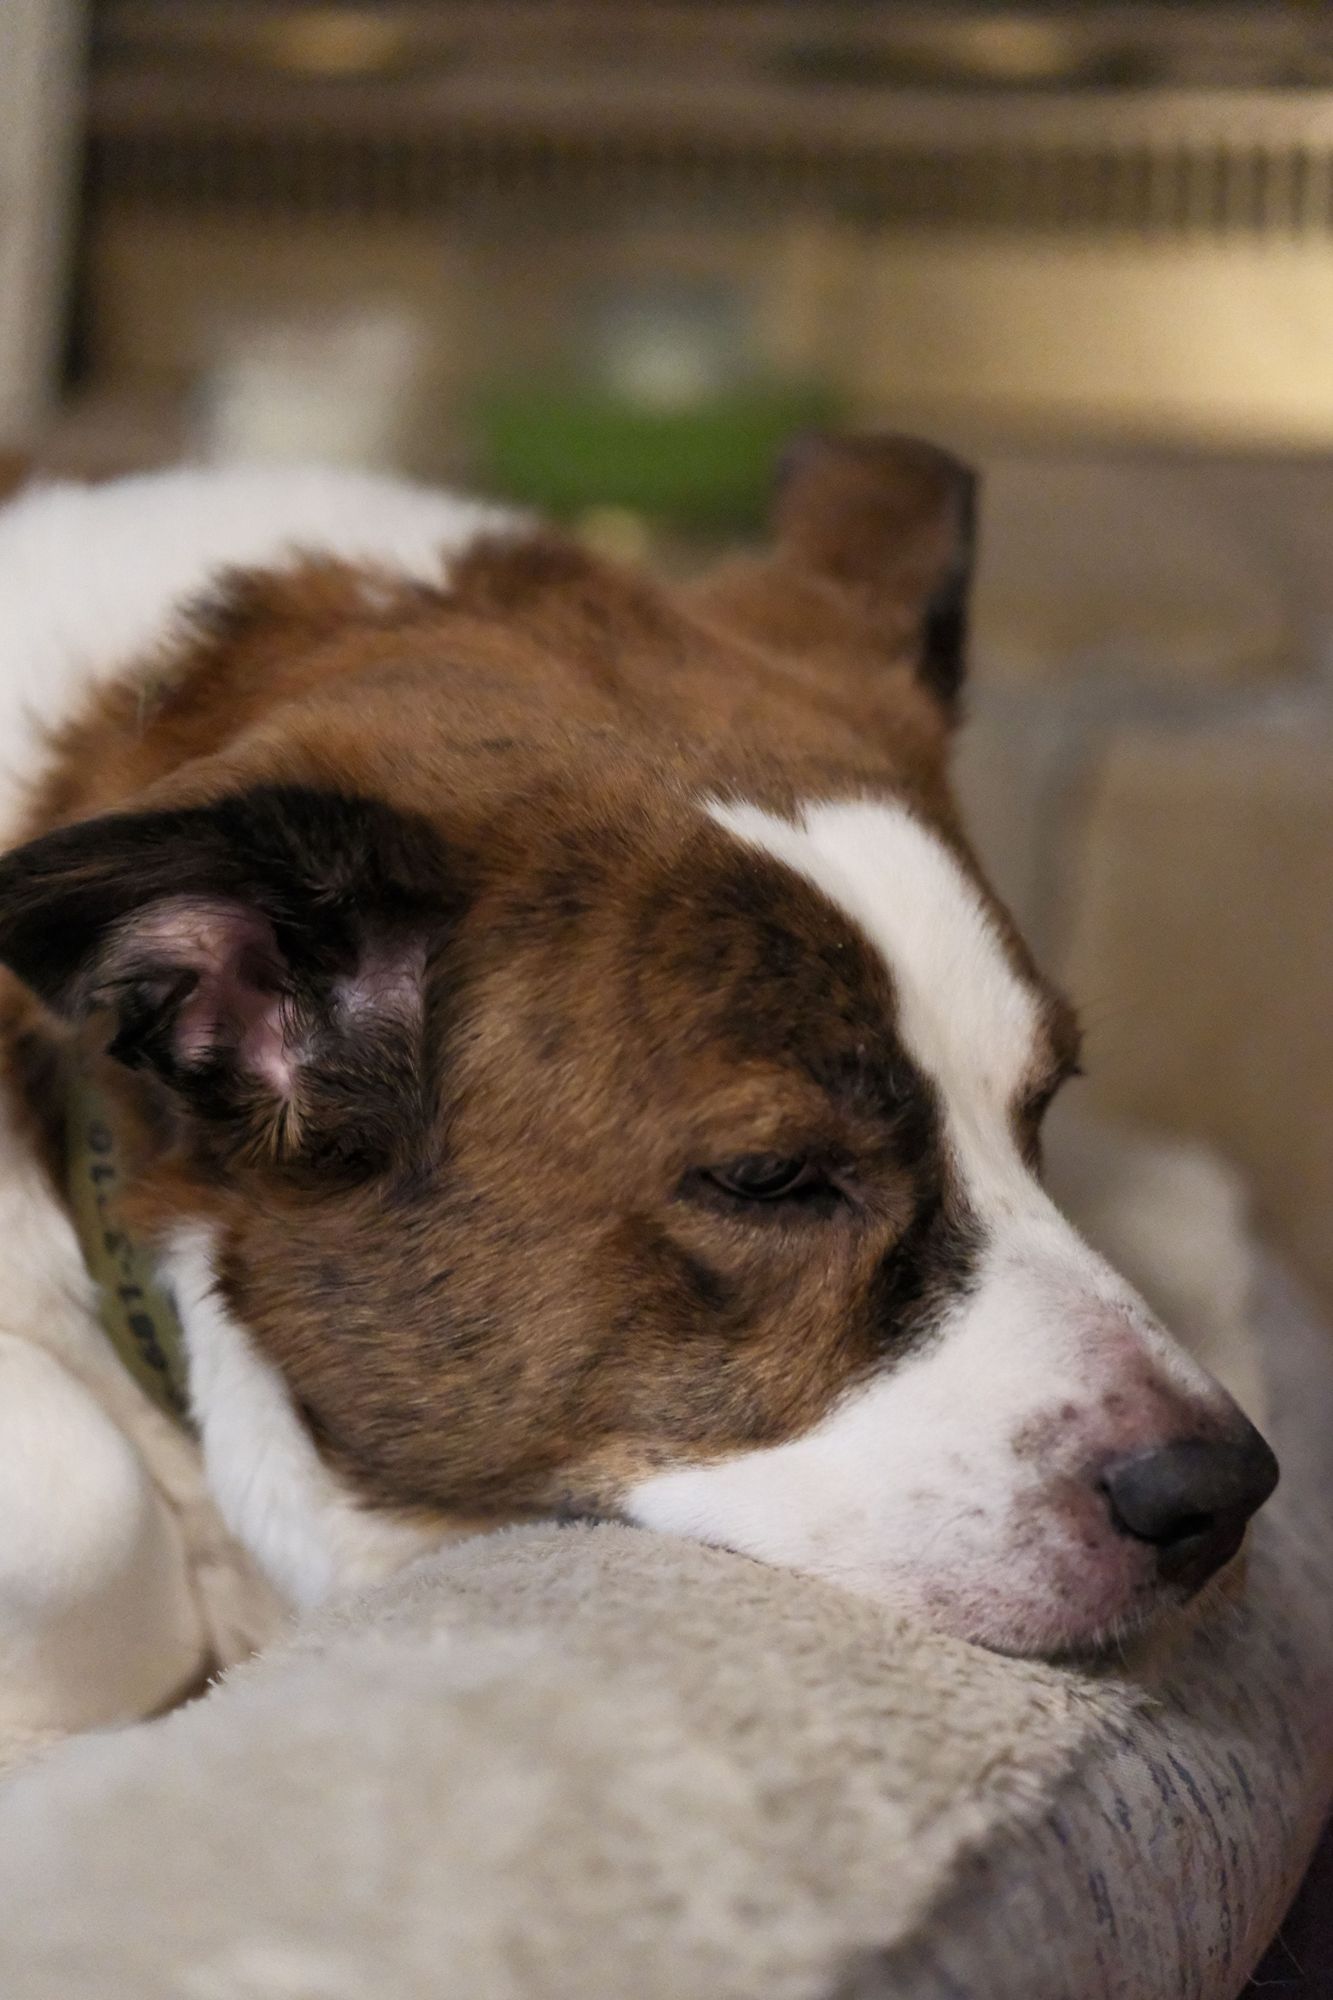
left=1158, top=1511, right=1211, bottom=1544
left=1097, top=1426, right=1279, bottom=1593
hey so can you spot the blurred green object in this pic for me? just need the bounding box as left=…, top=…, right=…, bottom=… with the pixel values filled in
left=474, top=381, right=841, bottom=531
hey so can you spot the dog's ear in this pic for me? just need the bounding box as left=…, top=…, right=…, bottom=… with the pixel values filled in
left=0, top=786, right=457, bottom=1174
left=770, top=432, right=977, bottom=713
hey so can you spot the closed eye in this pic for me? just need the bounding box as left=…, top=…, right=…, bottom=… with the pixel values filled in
left=710, top=1155, right=817, bottom=1200
left=1024, top=1064, right=1084, bottom=1122
left=1018, top=1060, right=1086, bottom=1168
left=682, top=1153, right=844, bottom=1217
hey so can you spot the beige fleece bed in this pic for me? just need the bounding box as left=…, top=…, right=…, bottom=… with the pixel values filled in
left=1, top=1121, right=1330, bottom=2000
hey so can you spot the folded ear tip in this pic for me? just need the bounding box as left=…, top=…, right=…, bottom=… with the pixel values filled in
left=772, top=427, right=836, bottom=494
left=773, top=430, right=977, bottom=525
left=766, top=430, right=978, bottom=716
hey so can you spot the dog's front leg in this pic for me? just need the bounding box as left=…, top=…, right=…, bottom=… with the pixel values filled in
left=0, top=1334, right=210, bottom=1749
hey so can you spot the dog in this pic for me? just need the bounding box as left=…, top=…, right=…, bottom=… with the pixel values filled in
left=0, top=438, right=1277, bottom=1741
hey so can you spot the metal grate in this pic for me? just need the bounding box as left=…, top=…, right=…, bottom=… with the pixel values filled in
left=86, top=3, right=1333, bottom=237
left=85, top=127, right=1333, bottom=238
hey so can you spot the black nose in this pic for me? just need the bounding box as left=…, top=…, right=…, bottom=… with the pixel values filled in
left=1099, top=1427, right=1279, bottom=1593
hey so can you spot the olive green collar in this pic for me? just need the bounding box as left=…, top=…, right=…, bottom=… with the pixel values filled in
left=65, top=1066, right=194, bottom=1429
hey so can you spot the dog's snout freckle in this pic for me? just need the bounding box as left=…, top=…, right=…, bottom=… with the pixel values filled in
left=1010, top=1412, right=1056, bottom=1463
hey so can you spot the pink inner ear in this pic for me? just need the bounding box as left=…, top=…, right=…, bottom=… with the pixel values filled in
left=110, top=896, right=298, bottom=1097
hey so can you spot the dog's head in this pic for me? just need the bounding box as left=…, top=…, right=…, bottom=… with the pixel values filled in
left=0, top=436, right=1276, bottom=1654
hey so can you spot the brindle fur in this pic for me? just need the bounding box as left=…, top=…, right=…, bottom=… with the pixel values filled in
left=0, top=437, right=1077, bottom=1525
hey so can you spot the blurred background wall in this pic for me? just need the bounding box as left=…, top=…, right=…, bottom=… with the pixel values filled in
left=1, top=0, right=1331, bottom=1314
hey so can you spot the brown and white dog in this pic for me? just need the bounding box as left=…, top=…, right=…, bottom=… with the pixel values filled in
left=0, top=439, right=1276, bottom=1736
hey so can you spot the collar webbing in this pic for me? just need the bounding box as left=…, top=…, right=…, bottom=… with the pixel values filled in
left=64, top=1065, right=194, bottom=1429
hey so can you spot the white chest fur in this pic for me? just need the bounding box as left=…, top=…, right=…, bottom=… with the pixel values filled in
left=163, top=1228, right=440, bottom=1608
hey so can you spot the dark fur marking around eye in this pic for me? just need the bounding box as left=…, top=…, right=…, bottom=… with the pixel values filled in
left=1015, top=1047, right=1085, bottom=1168
left=673, top=1249, right=735, bottom=1315
left=624, top=1219, right=741, bottom=1327
left=645, top=840, right=935, bottom=1121
left=867, top=1192, right=982, bottom=1355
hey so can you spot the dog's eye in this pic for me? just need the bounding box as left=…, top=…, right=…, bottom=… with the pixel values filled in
left=705, top=1155, right=823, bottom=1202
left=1020, top=1062, right=1086, bottom=1168
left=1024, top=1062, right=1086, bottom=1128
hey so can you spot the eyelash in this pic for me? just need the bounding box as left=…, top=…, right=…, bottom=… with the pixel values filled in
left=1027, top=1063, right=1085, bottom=1120
left=1021, top=1064, right=1085, bottom=1167
left=682, top=1156, right=846, bottom=1218
left=687, top=1059, right=1086, bottom=1213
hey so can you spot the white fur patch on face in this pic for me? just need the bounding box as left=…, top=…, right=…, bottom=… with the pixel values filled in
left=711, top=798, right=1042, bottom=1215
left=163, top=1226, right=441, bottom=1609
left=627, top=797, right=1240, bottom=1653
